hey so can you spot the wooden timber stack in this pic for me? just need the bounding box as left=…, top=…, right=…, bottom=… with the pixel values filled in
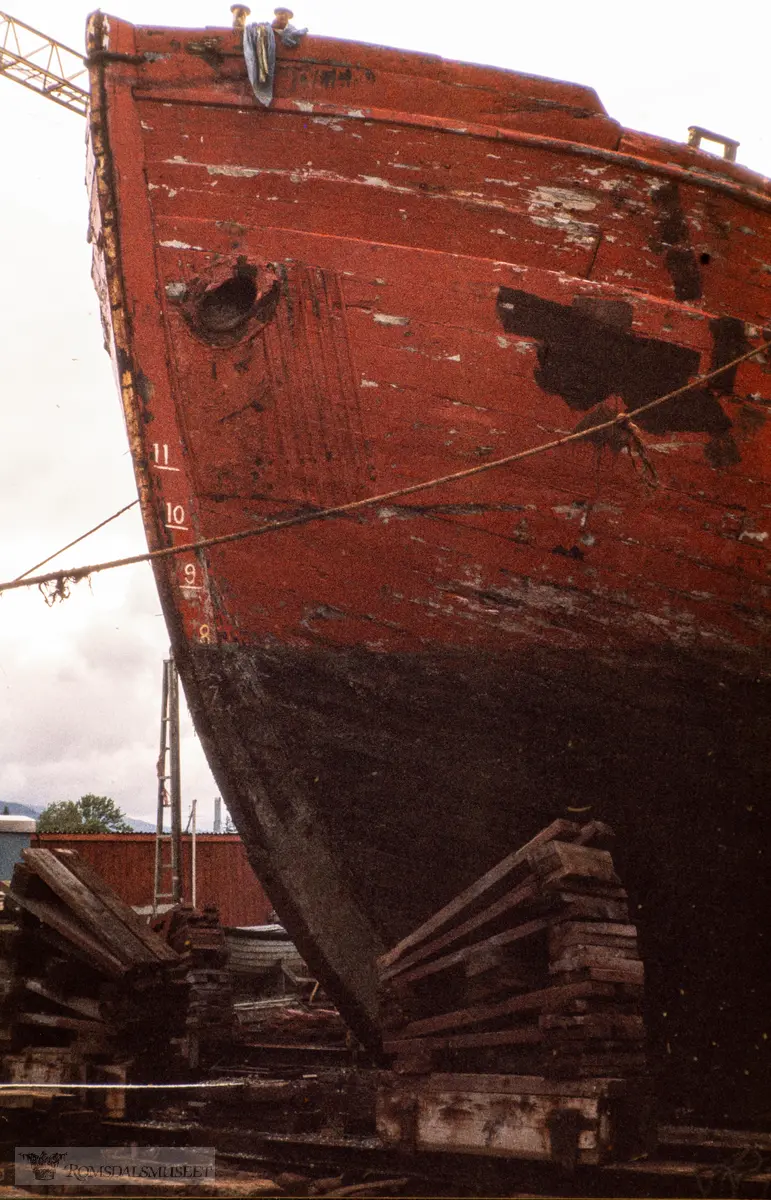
left=0, top=848, right=230, bottom=1088
left=152, top=903, right=236, bottom=1068
left=376, top=820, right=653, bottom=1166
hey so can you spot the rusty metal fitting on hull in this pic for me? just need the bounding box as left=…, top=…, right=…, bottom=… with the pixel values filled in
left=272, top=8, right=294, bottom=29
left=230, top=5, right=251, bottom=30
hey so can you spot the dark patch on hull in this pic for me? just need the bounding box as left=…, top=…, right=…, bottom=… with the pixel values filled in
left=185, top=639, right=770, bottom=1126
left=496, top=288, right=742, bottom=462
left=709, top=315, right=748, bottom=392
left=651, top=181, right=703, bottom=301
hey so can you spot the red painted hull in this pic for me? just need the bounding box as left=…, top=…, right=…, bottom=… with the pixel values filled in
left=87, top=15, right=771, bottom=1121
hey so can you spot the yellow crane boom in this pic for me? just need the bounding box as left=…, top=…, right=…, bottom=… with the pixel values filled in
left=0, top=9, right=88, bottom=115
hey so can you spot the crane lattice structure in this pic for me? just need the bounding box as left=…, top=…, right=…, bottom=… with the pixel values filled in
left=0, top=10, right=88, bottom=115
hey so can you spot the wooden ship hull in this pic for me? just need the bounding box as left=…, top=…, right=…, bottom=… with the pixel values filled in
left=86, top=13, right=771, bottom=1122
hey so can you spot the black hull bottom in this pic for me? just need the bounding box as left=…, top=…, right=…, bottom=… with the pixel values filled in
left=180, top=637, right=770, bottom=1124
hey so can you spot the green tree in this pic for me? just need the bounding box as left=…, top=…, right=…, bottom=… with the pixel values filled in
left=38, top=794, right=132, bottom=834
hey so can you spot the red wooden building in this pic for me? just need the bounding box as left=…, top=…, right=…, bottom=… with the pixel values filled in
left=32, top=833, right=272, bottom=928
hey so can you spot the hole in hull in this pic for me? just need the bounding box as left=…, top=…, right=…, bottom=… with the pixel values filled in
left=198, top=275, right=258, bottom=333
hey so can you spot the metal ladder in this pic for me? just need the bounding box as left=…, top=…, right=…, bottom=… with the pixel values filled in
left=153, top=654, right=182, bottom=914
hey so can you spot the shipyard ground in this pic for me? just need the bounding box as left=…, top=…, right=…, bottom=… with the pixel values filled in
left=1, top=1061, right=770, bottom=1199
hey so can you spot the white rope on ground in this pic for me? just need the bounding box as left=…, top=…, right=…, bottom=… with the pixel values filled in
left=0, top=1078, right=249, bottom=1090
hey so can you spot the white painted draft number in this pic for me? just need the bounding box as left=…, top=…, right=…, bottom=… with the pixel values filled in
left=152, top=443, right=180, bottom=472
left=181, top=562, right=202, bottom=590
left=166, top=502, right=187, bottom=529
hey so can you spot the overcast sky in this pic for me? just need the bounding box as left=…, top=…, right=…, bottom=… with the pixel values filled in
left=1, top=0, right=769, bottom=830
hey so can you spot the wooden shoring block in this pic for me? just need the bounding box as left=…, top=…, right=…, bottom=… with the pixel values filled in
left=384, top=1024, right=544, bottom=1055
left=378, top=819, right=582, bottom=972
left=551, top=961, right=645, bottom=986
left=400, top=979, right=616, bottom=1040
left=23, top=979, right=102, bottom=1021
left=546, top=1051, right=647, bottom=1076
left=550, top=921, right=638, bottom=945
left=381, top=915, right=550, bottom=990
left=539, top=1013, right=645, bottom=1040
left=529, top=841, right=621, bottom=887
left=376, top=1069, right=648, bottom=1166
left=17, top=1010, right=106, bottom=1035
left=547, top=893, right=630, bottom=923
left=23, top=849, right=155, bottom=968
left=50, top=849, right=178, bottom=962
left=550, top=946, right=642, bottom=974
left=550, top=936, right=640, bottom=960
left=575, top=820, right=616, bottom=850
left=380, top=878, right=546, bottom=983
left=0, top=882, right=125, bottom=979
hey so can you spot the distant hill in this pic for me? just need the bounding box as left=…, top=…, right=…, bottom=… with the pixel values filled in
left=0, top=801, right=156, bottom=833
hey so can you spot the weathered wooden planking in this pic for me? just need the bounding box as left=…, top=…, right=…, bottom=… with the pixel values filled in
left=400, top=980, right=616, bottom=1039
left=657, top=1125, right=771, bottom=1152
left=50, top=849, right=179, bottom=963
left=529, top=842, right=620, bottom=886
left=384, top=1025, right=544, bottom=1055
left=550, top=947, right=642, bottom=974
left=378, top=820, right=580, bottom=971
left=540, top=1013, right=645, bottom=1040
left=551, top=921, right=638, bottom=943
left=0, top=883, right=125, bottom=979
left=24, top=979, right=102, bottom=1022
left=17, top=1011, right=106, bottom=1035
left=380, top=877, right=543, bottom=981
left=549, top=894, right=631, bottom=923
left=23, top=850, right=157, bottom=968
left=377, top=1072, right=645, bottom=1163
left=382, top=916, right=551, bottom=989
left=553, top=961, right=645, bottom=986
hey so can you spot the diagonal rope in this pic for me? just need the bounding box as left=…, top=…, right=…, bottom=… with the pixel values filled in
left=13, top=499, right=139, bottom=581
left=0, top=339, right=766, bottom=599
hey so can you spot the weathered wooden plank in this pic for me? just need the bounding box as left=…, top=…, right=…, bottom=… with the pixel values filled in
left=376, top=1073, right=628, bottom=1163
left=17, top=1011, right=106, bottom=1035
left=50, top=849, right=178, bottom=963
left=23, top=850, right=155, bottom=968
left=657, top=1125, right=771, bottom=1152
left=0, top=882, right=125, bottom=979
left=529, top=841, right=620, bottom=886
left=23, top=979, right=102, bottom=1022
left=549, top=894, right=631, bottom=923
left=552, top=960, right=645, bottom=985
left=382, top=916, right=550, bottom=989
left=609, top=1161, right=771, bottom=1184
left=575, top=821, right=615, bottom=849
left=550, top=947, right=641, bottom=974
left=401, top=1073, right=631, bottom=1098
left=539, top=1013, right=645, bottom=1040
left=378, top=820, right=580, bottom=971
left=384, top=1025, right=544, bottom=1054
left=551, top=921, right=638, bottom=943
left=380, top=878, right=544, bottom=982
left=401, top=980, right=614, bottom=1039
